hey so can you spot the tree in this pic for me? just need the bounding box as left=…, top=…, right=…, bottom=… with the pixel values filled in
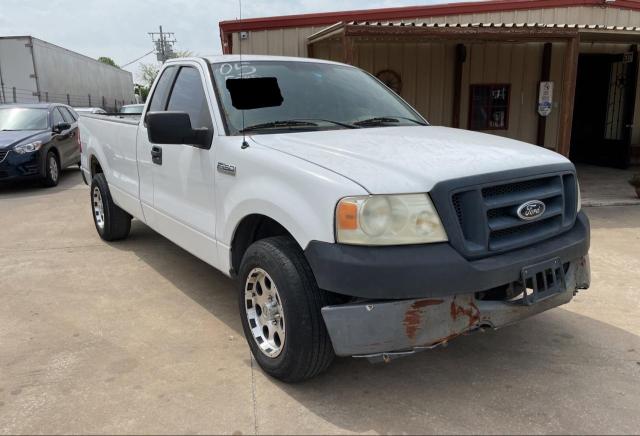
left=134, top=83, right=150, bottom=102
left=136, top=63, right=160, bottom=103
left=139, top=62, right=160, bottom=87
left=98, top=56, right=118, bottom=67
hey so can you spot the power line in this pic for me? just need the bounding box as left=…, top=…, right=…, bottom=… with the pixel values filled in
left=120, top=49, right=156, bottom=68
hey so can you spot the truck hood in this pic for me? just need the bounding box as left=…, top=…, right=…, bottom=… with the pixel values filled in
left=250, top=126, right=570, bottom=193
left=0, top=130, right=46, bottom=150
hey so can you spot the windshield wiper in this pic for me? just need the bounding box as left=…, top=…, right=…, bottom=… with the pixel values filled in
left=294, top=118, right=359, bottom=129
left=354, top=116, right=428, bottom=127
left=240, top=120, right=318, bottom=133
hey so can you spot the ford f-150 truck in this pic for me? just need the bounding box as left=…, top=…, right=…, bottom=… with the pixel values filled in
left=78, top=55, right=590, bottom=382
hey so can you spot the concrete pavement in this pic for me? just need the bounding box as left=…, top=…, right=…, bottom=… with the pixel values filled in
left=1, top=169, right=639, bottom=434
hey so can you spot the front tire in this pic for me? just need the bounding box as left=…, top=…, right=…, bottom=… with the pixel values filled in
left=41, top=151, right=60, bottom=187
left=238, top=236, right=335, bottom=382
left=90, top=173, right=131, bottom=241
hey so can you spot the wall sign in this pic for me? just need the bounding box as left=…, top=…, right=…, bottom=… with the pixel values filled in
left=538, top=81, right=554, bottom=117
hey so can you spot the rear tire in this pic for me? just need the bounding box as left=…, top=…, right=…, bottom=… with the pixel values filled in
left=238, top=236, right=335, bottom=382
left=90, top=173, right=131, bottom=241
left=41, top=151, right=60, bottom=187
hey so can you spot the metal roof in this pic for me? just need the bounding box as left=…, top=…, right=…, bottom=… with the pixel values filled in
left=345, top=21, right=640, bottom=31
left=220, top=0, right=640, bottom=33
left=307, top=20, right=640, bottom=43
left=220, top=1, right=640, bottom=53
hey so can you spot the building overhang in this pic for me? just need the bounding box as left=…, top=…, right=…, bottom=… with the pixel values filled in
left=307, top=21, right=640, bottom=46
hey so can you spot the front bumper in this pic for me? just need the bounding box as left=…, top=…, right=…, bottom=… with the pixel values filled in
left=305, top=211, right=590, bottom=300
left=0, top=149, right=44, bottom=181
left=322, top=256, right=590, bottom=359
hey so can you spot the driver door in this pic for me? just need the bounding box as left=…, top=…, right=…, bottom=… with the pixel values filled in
left=137, top=63, right=218, bottom=266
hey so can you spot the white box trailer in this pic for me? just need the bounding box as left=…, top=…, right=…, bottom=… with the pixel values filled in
left=0, top=36, right=135, bottom=111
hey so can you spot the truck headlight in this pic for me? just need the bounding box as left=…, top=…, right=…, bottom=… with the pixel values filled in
left=13, top=141, right=43, bottom=154
left=336, top=194, right=448, bottom=245
left=577, top=180, right=582, bottom=212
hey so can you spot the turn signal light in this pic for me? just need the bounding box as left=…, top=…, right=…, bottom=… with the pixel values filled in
left=336, top=200, right=358, bottom=230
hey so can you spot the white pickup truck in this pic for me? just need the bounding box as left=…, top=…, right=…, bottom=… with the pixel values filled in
left=79, top=55, right=590, bottom=382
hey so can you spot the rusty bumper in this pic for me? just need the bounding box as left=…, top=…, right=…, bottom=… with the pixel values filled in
left=321, top=256, right=590, bottom=360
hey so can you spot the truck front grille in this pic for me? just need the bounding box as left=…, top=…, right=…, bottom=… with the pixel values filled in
left=431, top=165, right=578, bottom=259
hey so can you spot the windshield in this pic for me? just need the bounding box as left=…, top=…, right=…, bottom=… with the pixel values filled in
left=211, top=61, right=427, bottom=135
left=120, top=105, right=143, bottom=114
left=0, top=108, right=49, bottom=131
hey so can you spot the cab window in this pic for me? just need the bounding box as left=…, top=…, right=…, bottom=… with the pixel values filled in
left=166, top=67, right=213, bottom=130
left=52, top=108, right=65, bottom=126
left=148, top=66, right=178, bottom=112
left=59, top=107, right=76, bottom=123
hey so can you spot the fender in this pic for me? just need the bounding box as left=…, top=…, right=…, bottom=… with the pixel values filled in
left=215, top=139, right=368, bottom=275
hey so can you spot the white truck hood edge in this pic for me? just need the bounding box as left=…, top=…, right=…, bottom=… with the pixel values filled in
left=250, top=126, right=570, bottom=194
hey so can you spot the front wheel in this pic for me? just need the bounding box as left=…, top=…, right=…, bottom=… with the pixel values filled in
left=238, top=236, right=335, bottom=382
left=41, top=151, right=60, bottom=187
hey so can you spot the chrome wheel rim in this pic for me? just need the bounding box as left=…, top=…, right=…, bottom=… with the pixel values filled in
left=49, top=156, right=58, bottom=182
left=92, top=186, right=105, bottom=229
left=244, top=268, right=286, bottom=358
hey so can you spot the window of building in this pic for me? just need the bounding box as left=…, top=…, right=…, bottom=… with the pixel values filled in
left=469, top=84, right=510, bottom=130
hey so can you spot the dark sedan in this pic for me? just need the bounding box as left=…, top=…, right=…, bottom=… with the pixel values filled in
left=0, top=103, right=80, bottom=187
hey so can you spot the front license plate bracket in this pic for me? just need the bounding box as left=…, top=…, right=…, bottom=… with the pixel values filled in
left=521, top=257, right=565, bottom=306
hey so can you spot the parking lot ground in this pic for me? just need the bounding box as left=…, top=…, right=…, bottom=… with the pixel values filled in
left=1, top=169, right=640, bottom=435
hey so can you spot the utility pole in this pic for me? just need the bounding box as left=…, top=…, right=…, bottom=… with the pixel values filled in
left=148, top=26, right=176, bottom=63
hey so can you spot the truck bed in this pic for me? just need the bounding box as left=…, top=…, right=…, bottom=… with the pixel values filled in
left=79, top=113, right=143, bottom=219
left=81, top=113, right=140, bottom=124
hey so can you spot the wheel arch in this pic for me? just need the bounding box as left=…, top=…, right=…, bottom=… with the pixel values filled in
left=229, top=213, right=297, bottom=276
left=89, top=154, right=103, bottom=179
left=43, top=145, right=60, bottom=165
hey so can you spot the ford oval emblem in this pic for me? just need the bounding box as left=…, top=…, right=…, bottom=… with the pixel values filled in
left=517, top=200, right=546, bottom=221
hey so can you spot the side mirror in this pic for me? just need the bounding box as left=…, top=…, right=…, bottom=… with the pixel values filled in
left=54, top=122, right=71, bottom=133
left=146, top=111, right=211, bottom=149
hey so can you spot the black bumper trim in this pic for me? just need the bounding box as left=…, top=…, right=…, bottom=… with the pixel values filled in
left=304, top=211, right=590, bottom=299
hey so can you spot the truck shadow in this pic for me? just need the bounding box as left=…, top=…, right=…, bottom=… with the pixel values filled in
left=111, top=220, right=640, bottom=434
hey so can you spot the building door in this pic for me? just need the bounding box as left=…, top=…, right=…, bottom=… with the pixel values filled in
left=570, top=50, right=638, bottom=168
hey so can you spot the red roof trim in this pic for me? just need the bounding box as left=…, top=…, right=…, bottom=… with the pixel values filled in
left=219, top=0, right=640, bottom=34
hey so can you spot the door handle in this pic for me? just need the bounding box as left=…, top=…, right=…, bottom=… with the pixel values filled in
left=151, top=146, right=162, bottom=165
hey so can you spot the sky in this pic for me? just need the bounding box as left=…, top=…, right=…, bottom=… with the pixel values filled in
left=0, top=0, right=471, bottom=82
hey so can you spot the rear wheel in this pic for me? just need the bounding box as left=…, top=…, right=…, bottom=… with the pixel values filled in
left=90, top=173, right=131, bottom=241
left=41, top=151, right=59, bottom=187
left=238, top=236, right=335, bottom=382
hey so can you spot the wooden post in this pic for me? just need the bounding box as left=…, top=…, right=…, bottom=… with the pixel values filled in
left=557, top=36, right=579, bottom=157
left=452, top=44, right=466, bottom=128
left=536, top=42, right=552, bottom=146
left=342, top=34, right=354, bottom=65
